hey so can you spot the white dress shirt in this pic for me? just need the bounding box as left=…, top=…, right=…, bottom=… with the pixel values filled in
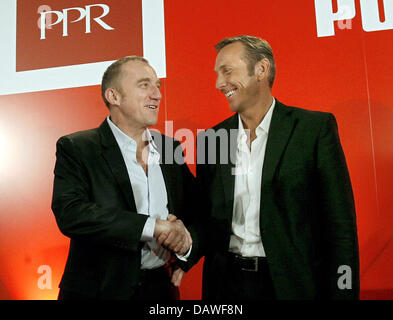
left=107, top=117, right=170, bottom=270
left=229, top=98, right=276, bottom=257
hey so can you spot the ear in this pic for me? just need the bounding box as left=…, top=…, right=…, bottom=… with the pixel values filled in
left=105, top=88, right=121, bottom=107
left=255, top=58, right=270, bottom=82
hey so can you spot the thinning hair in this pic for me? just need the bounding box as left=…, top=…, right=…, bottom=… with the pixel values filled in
left=215, top=35, right=276, bottom=88
left=101, top=56, right=149, bottom=108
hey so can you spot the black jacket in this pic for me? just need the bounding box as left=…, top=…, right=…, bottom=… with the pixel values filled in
left=51, top=119, right=196, bottom=299
left=189, top=100, right=359, bottom=300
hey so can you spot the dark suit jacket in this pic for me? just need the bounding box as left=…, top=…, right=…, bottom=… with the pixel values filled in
left=51, top=119, right=196, bottom=299
left=189, top=100, right=359, bottom=300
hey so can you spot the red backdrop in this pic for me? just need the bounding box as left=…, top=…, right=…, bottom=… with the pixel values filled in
left=0, top=0, right=392, bottom=299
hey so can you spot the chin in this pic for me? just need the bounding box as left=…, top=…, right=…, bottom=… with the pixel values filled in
left=229, top=103, right=241, bottom=113
left=147, top=119, right=158, bottom=127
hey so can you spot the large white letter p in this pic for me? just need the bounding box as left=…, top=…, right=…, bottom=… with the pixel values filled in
left=315, top=0, right=356, bottom=37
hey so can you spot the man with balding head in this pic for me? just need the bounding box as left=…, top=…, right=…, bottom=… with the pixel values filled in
left=52, top=56, right=194, bottom=300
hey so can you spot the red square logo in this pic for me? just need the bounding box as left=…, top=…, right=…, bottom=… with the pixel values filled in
left=16, top=0, right=143, bottom=71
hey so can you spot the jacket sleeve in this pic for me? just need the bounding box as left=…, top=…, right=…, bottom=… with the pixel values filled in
left=51, top=136, right=148, bottom=252
left=171, top=135, right=209, bottom=272
left=316, top=113, right=360, bottom=299
left=177, top=133, right=212, bottom=272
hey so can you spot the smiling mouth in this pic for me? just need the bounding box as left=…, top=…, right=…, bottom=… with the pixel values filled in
left=146, top=105, right=158, bottom=110
left=225, top=89, right=237, bottom=98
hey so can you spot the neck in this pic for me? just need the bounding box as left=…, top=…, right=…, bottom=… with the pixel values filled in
left=239, top=93, right=273, bottom=132
left=110, top=115, right=148, bottom=147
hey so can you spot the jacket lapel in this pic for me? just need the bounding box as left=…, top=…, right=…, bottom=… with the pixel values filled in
left=261, top=101, right=297, bottom=187
left=98, top=119, right=137, bottom=213
left=219, top=114, right=238, bottom=221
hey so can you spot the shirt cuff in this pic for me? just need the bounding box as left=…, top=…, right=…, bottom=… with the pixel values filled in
left=175, top=244, right=192, bottom=262
left=140, top=217, right=156, bottom=242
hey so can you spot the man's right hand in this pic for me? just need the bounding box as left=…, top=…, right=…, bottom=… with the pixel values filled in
left=154, top=216, right=192, bottom=255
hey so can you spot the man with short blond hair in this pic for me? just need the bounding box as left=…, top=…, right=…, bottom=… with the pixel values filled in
left=181, top=35, right=359, bottom=300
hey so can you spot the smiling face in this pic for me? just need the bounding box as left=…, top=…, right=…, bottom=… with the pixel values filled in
left=214, top=42, right=261, bottom=113
left=110, top=60, right=162, bottom=131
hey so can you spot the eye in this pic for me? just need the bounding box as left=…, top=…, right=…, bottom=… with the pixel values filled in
left=140, top=82, right=149, bottom=88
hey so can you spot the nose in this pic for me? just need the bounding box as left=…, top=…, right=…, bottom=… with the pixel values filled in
left=215, top=73, right=226, bottom=90
left=151, top=85, right=162, bottom=101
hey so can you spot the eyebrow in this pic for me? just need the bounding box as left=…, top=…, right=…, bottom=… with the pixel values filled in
left=214, top=64, right=231, bottom=73
left=137, top=78, right=162, bottom=86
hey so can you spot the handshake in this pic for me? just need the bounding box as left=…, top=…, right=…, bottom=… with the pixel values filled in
left=153, top=214, right=192, bottom=256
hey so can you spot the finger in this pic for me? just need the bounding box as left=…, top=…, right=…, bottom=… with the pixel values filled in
left=163, top=232, right=176, bottom=248
left=177, top=245, right=186, bottom=256
left=167, top=214, right=177, bottom=222
left=171, top=271, right=179, bottom=286
left=170, top=230, right=186, bottom=252
left=171, top=268, right=180, bottom=286
left=182, top=239, right=190, bottom=254
left=171, top=269, right=185, bottom=287
left=179, top=231, right=192, bottom=254
left=185, top=229, right=192, bottom=246
left=181, top=238, right=192, bottom=255
left=175, top=231, right=187, bottom=250
left=173, top=237, right=186, bottom=254
left=165, top=223, right=186, bottom=250
left=174, top=219, right=185, bottom=228
left=157, top=233, right=168, bottom=246
left=170, top=237, right=183, bottom=252
left=178, top=233, right=190, bottom=254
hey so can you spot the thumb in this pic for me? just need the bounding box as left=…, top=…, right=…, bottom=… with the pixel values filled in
left=171, top=268, right=185, bottom=287
left=167, top=214, right=177, bottom=222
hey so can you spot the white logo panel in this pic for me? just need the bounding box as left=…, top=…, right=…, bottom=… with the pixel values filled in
left=0, top=0, right=166, bottom=95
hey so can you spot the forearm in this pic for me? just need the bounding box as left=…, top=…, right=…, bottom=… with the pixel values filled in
left=52, top=196, right=148, bottom=251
